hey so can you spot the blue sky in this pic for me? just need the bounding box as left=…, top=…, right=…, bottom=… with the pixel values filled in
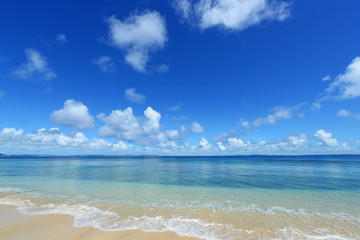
left=1, top=0, right=360, bottom=155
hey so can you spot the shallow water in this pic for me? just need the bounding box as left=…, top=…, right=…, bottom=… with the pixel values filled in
left=0, top=156, right=359, bottom=239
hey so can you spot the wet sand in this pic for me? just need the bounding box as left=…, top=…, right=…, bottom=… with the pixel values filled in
left=0, top=205, right=200, bottom=240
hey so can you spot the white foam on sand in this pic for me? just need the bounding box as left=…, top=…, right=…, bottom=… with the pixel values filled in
left=0, top=188, right=359, bottom=240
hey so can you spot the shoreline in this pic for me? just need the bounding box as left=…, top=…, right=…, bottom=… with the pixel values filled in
left=0, top=204, right=200, bottom=240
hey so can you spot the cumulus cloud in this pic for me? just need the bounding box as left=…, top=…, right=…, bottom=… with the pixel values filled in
left=98, top=107, right=141, bottom=141
left=50, top=99, right=95, bottom=130
left=13, top=49, right=56, bottom=80
left=98, top=106, right=187, bottom=147
left=172, top=0, right=291, bottom=31
left=0, top=126, right=353, bottom=155
left=228, top=137, right=250, bottom=148
left=55, top=34, right=67, bottom=44
left=216, top=142, right=226, bottom=151
left=287, top=133, right=308, bottom=146
left=125, top=88, right=146, bottom=103
left=210, top=133, right=310, bottom=154
left=0, top=128, right=24, bottom=138
left=337, top=109, right=360, bottom=120
left=199, top=137, right=211, bottom=150
left=93, top=56, right=116, bottom=73
left=106, top=11, right=167, bottom=72
left=0, top=127, right=131, bottom=152
left=314, top=129, right=338, bottom=147
left=213, top=133, right=309, bottom=154
left=321, top=57, right=360, bottom=100
left=190, top=121, right=204, bottom=133
left=0, top=90, right=5, bottom=99
left=143, top=107, right=161, bottom=134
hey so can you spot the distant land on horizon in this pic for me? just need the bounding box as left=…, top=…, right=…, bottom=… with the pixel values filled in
left=1, top=153, right=360, bottom=158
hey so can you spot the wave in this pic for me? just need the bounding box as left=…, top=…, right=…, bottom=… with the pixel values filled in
left=0, top=187, right=359, bottom=240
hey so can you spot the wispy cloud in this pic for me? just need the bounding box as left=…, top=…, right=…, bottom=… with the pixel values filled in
left=319, top=57, right=360, bottom=101
left=170, top=102, right=182, bottom=111
left=93, top=56, right=116, bottom=73
left=337, top=109, right=360, bottom=120
left=156, top=64, right=170, bottom=73
left=106, top=11, right=167, bottom=72
left=322, top=75, right=331, bottom=82
left=55, top=34, right=67, bottom=44
left=239, top=103, right=303, bottom=129
left=12, top=48, right=56, bottom=80
left=125, top=88, right=146, bottom=103
left=172, top=0, right=291, bottom=31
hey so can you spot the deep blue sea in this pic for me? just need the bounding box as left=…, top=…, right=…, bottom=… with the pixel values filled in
left=1, top=155, right=359, bottom=239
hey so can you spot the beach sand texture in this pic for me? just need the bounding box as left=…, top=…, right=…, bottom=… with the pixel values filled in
left=0, top=205, right=199, bottom=240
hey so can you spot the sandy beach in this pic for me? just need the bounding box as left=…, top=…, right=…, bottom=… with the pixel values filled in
left=0, top=205, right=199, bottom=240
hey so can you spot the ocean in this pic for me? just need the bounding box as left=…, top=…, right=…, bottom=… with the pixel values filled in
left=0, top=155, right=359, bottom=239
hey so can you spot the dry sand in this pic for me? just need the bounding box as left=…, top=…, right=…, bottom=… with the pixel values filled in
left=0, top=205, right=200, bottom=240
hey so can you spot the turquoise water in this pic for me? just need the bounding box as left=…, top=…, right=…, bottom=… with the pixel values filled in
left=1, top=156, right=360, bottom=239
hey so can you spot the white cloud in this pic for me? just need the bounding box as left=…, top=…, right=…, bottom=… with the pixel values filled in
left=98, top=106, right=188, bottom=147
left=238, top=118, right=250, bottom=128
left=106, top=11, right=167, bottom=72
left=228, top=137, right=249, bottom=148
left=97, top=107, right=141, bottom=141
left=314, top=129, right=338, bottom=147
left=287, top=133, right=307, bottom=146
left=173, top=0, right=193, bottom=21
left=173, top=0, right=290, bottom=31
left=322, top=75, right=331, bottom=82
left=55, top=34, right=67, bottom=44
left=13, top=49, right=56, bottom=80
left=336, top=109, right=352, bottom=117
left=0, top=90, right=5, bottom=99
left=190, top=121, right=204, bottom=133
left=322, top=57, right=360, bottom=100
left=0, top=127, right=131, bottom=152
left=0, top=126, right=354, bottom=155
left=252, top=106, right=292, bottom=127
left=217, top=142, right=226, bottom=151
left=143, top=107, right=161, bottom=133
left=125, top=88, right=146, bottom=103
left=50, top=99, right=95, bottom=130
left=170, top=102, right=182, bottom=111
left=240, top=104, right=302, bottom=129
left=199, top=137, right=211, bottom=149
left=93, top=56, right=116, bottom=73
left=113, top=140, right=132, bottom=150
left=0, top=128, right=24, bottom=138
left=337, top=109, right=360, bottom=120
left=210, top=133, right=312, bottom=154
left=311, top=102, right=321, bottom=111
